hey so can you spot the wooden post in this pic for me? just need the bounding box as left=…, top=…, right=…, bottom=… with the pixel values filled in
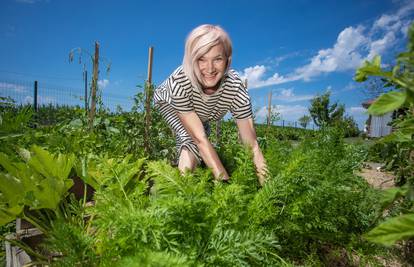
left=144, top=46, right=154, bottom=155
left=147, top=47, right=153, bottom=84
left=267, top=90, right=272, bottom=127
left=33, top=81, right=38, bottom=112
left=89, top=42, right=99, bottom=130
left=84, top=70, right=88, bottom=111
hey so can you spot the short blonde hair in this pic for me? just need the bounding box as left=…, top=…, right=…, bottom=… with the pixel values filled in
left=182, top=24, right=232, bottom=89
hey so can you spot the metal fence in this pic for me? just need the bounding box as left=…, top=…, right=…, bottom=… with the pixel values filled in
left=0, top=80, right=135, bottom=112
left=271, top=119, right=318, bottom=130
left=0, top=79, right=317, bottom=129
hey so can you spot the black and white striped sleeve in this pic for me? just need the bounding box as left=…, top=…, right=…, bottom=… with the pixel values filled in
left=169, top=76, right=193, bottom=113
left=230, top=83, right=253, bottom=120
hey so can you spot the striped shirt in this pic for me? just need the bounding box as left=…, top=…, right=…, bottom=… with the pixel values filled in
left=154, top=66, right=253, bottom=121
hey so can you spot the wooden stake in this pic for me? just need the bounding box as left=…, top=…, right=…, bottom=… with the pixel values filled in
left=147, top=47, right=153, bottom=83
left=267, top=90, right=272, bottom=127
left=144, top=46, right=154, bottom=155
left=89, top=42, right=99, bottom=130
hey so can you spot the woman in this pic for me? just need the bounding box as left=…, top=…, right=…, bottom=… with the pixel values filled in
left=154, top=24, right=267, bottom=185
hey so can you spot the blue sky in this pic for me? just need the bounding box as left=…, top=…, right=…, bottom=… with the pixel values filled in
left=1, top=0, right=413, bottom=128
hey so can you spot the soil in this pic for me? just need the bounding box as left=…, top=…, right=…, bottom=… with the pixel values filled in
left=356, top=162, right=408, bottom=267
left=357, top=162, right=395, bottom=190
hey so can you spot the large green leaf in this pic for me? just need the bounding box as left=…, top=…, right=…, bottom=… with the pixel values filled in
left=0, top=173, right=24, bottom=205
left=382, top=130, right=413, bottom=143
left=365, top=213, right=414, bottom=246
left=0, top=204, right=23, bottom=226
left=28, top=145, right=75, bottom=181
left=28, top=174, right=73, bottom=210
left=354, top=56, right=392, bottom=82
left=379, top=186, right=407, bottom=211
left=368, top=91, right=407, bottom=116
left=0, top=172, right=25, bottom=226
left=0, top=147, right=75, bottom=223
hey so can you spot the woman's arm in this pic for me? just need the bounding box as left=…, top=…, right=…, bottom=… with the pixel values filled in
left=236, top=118, right=267, bottom=185
left=178, top=111, right=229, bottom=180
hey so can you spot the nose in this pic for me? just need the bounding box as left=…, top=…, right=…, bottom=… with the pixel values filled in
left=207, top=60, right=215, bottom=73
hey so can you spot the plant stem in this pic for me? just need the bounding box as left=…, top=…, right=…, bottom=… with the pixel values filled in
left=1, top=236, right=49, bottom=261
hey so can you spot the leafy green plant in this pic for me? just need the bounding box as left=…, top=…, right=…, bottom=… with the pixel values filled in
left=309, top=91, right=345, bottom=127
left=355, top=22, right=414, bottom=247
left=0, top=146, right=75, bottom=228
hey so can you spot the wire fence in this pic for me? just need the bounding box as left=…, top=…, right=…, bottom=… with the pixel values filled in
left=271, top=119, right=318, bottom=130
left=0, top=79, right=317, bottom=129
left=0, top=80, right=136, bottom=112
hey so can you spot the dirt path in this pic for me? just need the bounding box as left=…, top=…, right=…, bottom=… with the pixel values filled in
left=357, top=162, right=395, bottom=189
left=356, top=162, right=405, bottom=267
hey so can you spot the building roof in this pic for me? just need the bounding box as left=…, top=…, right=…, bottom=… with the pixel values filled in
left=362, top=99, right=375, bottom=109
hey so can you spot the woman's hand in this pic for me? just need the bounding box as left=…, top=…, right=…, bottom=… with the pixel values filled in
left=177, top=111, right=229, bottom=181
left=236, top=118, right=268, bottom=186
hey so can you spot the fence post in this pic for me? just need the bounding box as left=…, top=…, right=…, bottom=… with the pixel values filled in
left=295, top=121, right=297, bottom=128
left=33, top=81, right=38, bottom=112
left=84, top=70, right=88, bottom=111
left=89, top=42, right=99, bottom=130
left=282, top=120, right=284, bottom=127
left=144, top=46, right=154, bottom=156
left=267, top=90, right=272, bottom=127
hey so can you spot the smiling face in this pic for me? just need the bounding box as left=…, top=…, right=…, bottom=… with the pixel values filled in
left=197, top=43, right=227, bottom=95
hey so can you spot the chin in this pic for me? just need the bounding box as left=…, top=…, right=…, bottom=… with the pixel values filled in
left=202, top=79, right=220, bottom=89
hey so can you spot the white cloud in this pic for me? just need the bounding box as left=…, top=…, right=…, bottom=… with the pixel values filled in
left=240, top=2, right=413, bottom=88
left=271, top=51, right=301, bottom=66
left=294, top=26, right=368, bottom=81
left=367, top=31, right=397, bottom=60
left=98, top=79, right=109, bottom=89
left=348, top=106, right=367, bottom=115
left=272, top=88, right=314, bottom=102
left=23, top=95, right=56, bottom=105
left=0, top=82, right=29, bottom=93
left=340, top=82, right=362, bottom=92
left=239, top=65, right=299, bottom=89
left=255, top=104, right=308, bottom=122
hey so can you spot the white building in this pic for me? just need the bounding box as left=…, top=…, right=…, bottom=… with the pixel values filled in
left=362, top=99, right=393, bottom=137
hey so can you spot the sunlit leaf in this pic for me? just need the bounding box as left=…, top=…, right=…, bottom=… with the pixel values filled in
left=365, top=213, right=414, bottom=246
left=368, top=91, right=407, bottom=115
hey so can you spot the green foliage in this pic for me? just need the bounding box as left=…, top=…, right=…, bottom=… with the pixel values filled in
left=355, top=22, right=414, bottom=247
left=0, top=100, right=33, bottom=135
left=337, top=115, right=360, bottom=137
left=367, top=90, right=407, bottom=116
left=248, top=128, right=378, bottom=258
left=0, top=146, right=75, bottom=227
left=298, top=114, right=311, bottom=129
left=364, top=214, right=414, bottom=246
left=309, top=91, right=345, bottom=127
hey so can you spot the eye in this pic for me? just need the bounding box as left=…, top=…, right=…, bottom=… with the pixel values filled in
left=198, top=57, right=206, bottom=62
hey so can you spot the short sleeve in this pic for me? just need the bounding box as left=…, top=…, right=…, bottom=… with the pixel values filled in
left=230, top=84, right=253, bottom=120
left=169, top=76, right=193, bottom=113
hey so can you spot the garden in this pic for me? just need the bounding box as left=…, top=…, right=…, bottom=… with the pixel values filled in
left=0, top=24, right=413, bottom=267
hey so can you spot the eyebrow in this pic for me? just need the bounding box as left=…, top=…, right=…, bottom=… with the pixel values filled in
left=199, top=54, right=224, bottom=59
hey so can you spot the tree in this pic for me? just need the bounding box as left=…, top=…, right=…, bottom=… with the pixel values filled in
left=337, top=115, right=360, bottom=137
left=298, top=115, right=311, bottom=129
left=309, top=91, right=345, bottom=127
